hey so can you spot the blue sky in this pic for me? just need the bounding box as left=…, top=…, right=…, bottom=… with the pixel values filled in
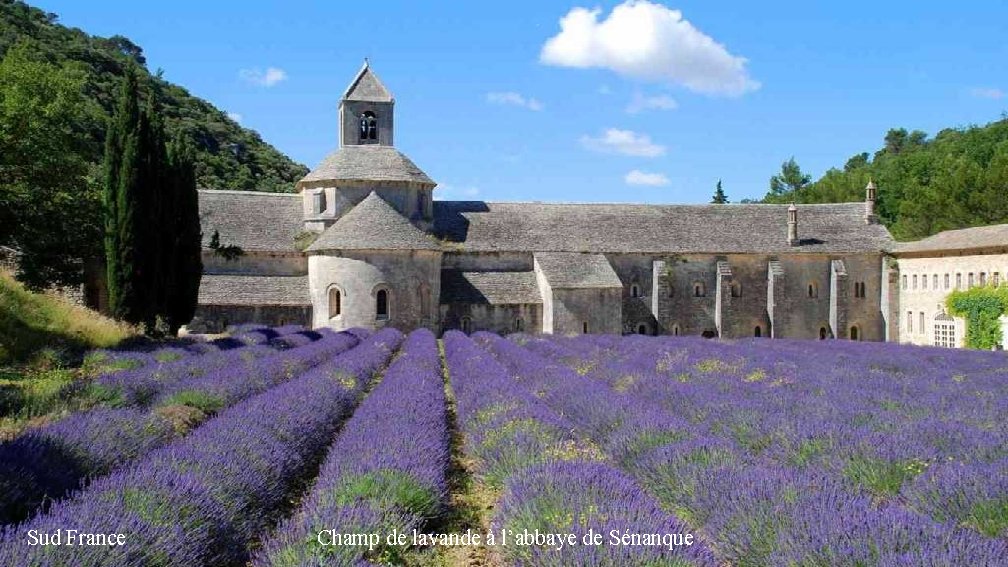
left=34, top=0, right=1008, bottom=203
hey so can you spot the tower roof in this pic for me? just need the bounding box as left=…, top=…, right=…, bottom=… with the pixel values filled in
left=306, top=192, right=440, bottom=252
left=342, top=60, right=393, bottom=103
left=297, top=145, right=435, bottom=189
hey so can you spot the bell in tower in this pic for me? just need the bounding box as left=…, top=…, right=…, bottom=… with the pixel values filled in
left=339, top=59, right=394, bottom=147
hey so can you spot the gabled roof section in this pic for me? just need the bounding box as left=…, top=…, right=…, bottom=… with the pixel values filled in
left=535, top=252, right=622, bottom=289
left=198, top=190, right=303, bottom=252
left=306, top=192, right=440, bottom=252
left=895, top=223, right=1008, bottom=254
left=342, top=61, right=393, bottom=102
left=434, top=201, right=894, bottom=254
left=440, top=270, right=542, bottom=304
left=198, top=275, right=310, bottom=306
left=297, top=146, right=435, bottom=189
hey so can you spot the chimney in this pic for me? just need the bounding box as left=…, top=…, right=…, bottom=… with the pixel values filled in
left=787, top=203, right=798, bottom=246
left=864, top=179, right=878, bottom=224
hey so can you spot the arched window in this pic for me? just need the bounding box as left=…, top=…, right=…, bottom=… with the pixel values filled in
left=328, top=287, right=342, bottom=319
left=853, top=281, right=866, bottom=298
left=375, top=288, right=389, bottom=320
left=807, top=282, right=818, bottom=299
left=672, top=325, right=680, bottom=336
left=934, top=312, right=956, bottom=348
left=637, top=323, right=648, bottom=335
left=582, top=322, right=589, bottom=334
left=849, top=325, right=860, bottom=341
left=819, top=327, right=828, bottom=340
left=515, top=318, right=524, bottom=332
left=932, top=274, right=938, bottom=289
left=630, top=284, right=640, bottom=298
left=754, top=326, right=761, bottom=337
left=944, top=274, right=950, bottom=289
left=693, top=282, right=705, bottom=297
left=359, top=111, right=377, bottom=142
left=922, top=275, right=927, bottom=290
left=731, top=283, right=741, bottom=298
left=461, top=317, right=472, bottom=334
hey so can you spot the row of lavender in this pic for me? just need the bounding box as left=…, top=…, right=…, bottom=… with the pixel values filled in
left=0, top=328, right=363, bottom=526
left=0, top=328, right=403, bottom=566
left=445, top=331, right=718, bottom=566
left=537, top=333, right=1008, bottom=537
left=254, top=329, right=449, bottom=565
left=500, top=332, right=1008, bottom=564
left=82, top=324, right=312, bottom=373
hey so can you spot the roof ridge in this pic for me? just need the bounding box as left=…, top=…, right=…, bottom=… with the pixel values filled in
left=198, top=189, right=300, bottom=198
left=436, top=200, right=867, bottom=208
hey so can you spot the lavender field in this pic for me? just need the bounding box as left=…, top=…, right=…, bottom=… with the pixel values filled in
left=1, top=326, right=1006, bottom=566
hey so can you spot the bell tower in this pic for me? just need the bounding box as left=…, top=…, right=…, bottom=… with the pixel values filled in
left=339, top=60, right=394, bottom=147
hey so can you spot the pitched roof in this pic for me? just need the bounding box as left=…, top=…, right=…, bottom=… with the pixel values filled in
left=895, top=223, right=1008, bottom=254
left=440, top=270, right=542, bottom=304
left=306, top=192, right=440, bottom=252
left=198, top=190, right=303, bottom=252
left=342, top=61, right=393, bottom=102
left=433, top=201, right=894, bottom=254
left=535, top=252, right=622, bottom=288
left=297, top=146, right=435, bottom=188
left=198, top=275, right=310, bottom=306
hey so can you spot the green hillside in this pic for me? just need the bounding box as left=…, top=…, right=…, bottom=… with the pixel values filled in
left=0, top=0, right=308, bottom=193
left=762, top=117, right=1008, bottom=241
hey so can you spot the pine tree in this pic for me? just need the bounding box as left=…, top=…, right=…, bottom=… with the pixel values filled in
left=711, top=179, right=729, bottom=204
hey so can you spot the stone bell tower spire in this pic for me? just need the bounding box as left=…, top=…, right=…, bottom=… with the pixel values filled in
left=787, top=203, right=799, bottom=246
left=339, top=60, right=394, bottom=147
left=864, top=178, right=878, bottom=224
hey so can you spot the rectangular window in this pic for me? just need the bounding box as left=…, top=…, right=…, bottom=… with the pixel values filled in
left=933, top=274, right=938, bottom=289
left=980, top=272, right=987, bottom=286
left=907, top=311, right=913, bottom=333
left=956, top=273, right=962, bottom=289
left=968, top=273, right=975, bottom=288
left=312, top=192, right=324, bottom=214
left=944, top=274, right=950, bottom=289
left=902, top=275, right=908, bottom=290
left=995, top=272, right=1001, bottom=287
left=922, top=276, right=927, bottom=290
left=913, top=275, right=918, bottom=290
left=919, top=312, right=925, bottom=335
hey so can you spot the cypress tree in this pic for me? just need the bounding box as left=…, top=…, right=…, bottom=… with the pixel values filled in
left=136, top=93, right=167, bottom=332
left=165, top=137, right=202, bottom=335
left=103, top=71, right=143, bottom=324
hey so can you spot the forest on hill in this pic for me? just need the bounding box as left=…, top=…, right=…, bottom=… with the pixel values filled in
left=761, top=117, right=1008, bottom=241
left=0, top=0, right=308, bottom=192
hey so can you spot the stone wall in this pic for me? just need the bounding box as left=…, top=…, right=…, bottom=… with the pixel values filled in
left=303, top=181, right=433, bottom=231
left=308, top=249, right=441, bottom=332
left=189, top=305, right=311, bottom=333
left=893, top=251, right=1008, bottom=347
left=439, top=303, right=542, bottom=335
left=442, top=251, right=533, bottom=272
left=550, top=287, right=622, bottom=335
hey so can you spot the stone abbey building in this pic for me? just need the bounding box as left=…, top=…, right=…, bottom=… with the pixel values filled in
left=193, top=62, right=902, bottom=341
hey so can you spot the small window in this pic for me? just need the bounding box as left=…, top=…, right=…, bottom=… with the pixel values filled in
left=461, top=316, right=472, bottom=334
left=921, top=275, right=927, bottom=290
left=956, top=273, right=962, bottom=289
left=630, top=284, right=640, bottom=298
left=359, top=111, right=377, bottom=142
left=919, top=312, right=925, bottom=334
left=807, top=282, right=818, bottom=299
left=912, top=275, right=918, bottom=290
left=313, top=191, right=326, bottom=214
left=376, top=289, right=389, bottom=320
left=993, top=272, right=1000, bottom=287
left=672, top=324, right=680, bottom=336
left=731, top=283, right=741, bottom=298
left=980, top=272, right=987, bottom=286
left=582, top=322, right=589, bottom=334
left=693, top=282, right=705, bottom=297
left=902, top=275, right=908, bottom=290
left=907, top=311, right=913, bottom=333
left=968, top=273, right=975, bottom=288
left=754, top=326, right=761, bottom=338
left=819, top=327, right=828, bottom=340
left=328, top=287, right=342, bottom=319
left=515, top=318, right=524, bottom=332
left=944, top=274, right=950, bottom=289
left=850, top=326, right=860, bottom=341
left=932, top=274, right=938, bottom=289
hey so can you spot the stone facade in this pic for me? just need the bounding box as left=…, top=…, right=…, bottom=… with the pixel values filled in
left=191, top=62, right=1008, bottom=344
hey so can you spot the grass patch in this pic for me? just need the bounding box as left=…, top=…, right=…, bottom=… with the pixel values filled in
left=968, top=499, right=1008, bottom=538
left=843, top=456, right=928, bottom=498
left=158, top=390, right=226, bottom=415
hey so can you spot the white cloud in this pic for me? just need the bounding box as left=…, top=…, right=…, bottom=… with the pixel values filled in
left=540, top=1, right=760, bottom=96
left=226, top=112, right=242, bottom=123
left=436, top=184, right=481, bottom=200
left=580, top=128, right=665, bottom=157
left=625, top=169, right=670, bottom=186
left=486, top=91, right=544, bottom=111
left=239, top=66, right=288, bottom=87
left=970, top=87, right=1004, bottom=100
left=626, top=92, right=678, bottom=114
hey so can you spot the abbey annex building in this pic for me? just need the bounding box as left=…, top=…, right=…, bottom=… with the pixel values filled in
left=192, top=63, right=1008, bottom=346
